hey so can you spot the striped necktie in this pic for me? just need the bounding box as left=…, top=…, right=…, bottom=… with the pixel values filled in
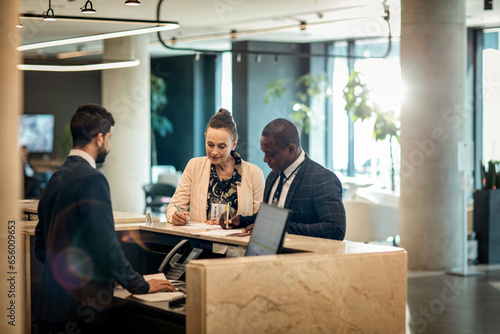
left=271, top=172, right=286, bottom=206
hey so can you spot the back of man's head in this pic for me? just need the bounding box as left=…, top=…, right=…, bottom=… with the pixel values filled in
left=70, top=104, right=115, bottom=149
left=262, top=118, right=301, bottom=149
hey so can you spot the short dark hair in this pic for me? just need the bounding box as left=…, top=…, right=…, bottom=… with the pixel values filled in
left=205, top=108, right=238, bottom=141
left=70, top=104, right=115, bottom=148
left=262, top=118, right=301, bottom=149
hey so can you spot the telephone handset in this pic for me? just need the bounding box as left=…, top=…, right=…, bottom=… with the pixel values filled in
left=158, top=240, right=203, bottom=280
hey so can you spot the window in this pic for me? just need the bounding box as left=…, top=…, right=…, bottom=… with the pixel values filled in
left=482, top=29, right=500, bottom=162
left=330, top=38, right=402, bottom=192
left=220, top=52, right=233, bottom=112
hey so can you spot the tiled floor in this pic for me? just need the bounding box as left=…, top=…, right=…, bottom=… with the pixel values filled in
left=407, top=265, right=500, bottom=334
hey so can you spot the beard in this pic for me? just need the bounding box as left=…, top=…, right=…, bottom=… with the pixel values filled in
left=96, top=145, right=109, bottom=164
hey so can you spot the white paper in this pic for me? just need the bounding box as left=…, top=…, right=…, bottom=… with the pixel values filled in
left=113, top=286, right=132, bottom=298
left=114, top=273, right=167, bottom=298
left=133, top=291, right=185, bottom=302
left=194, top=229, right=243, bottom=237
left=115, top=273, right=185, bottom=302
left=180, top=224, right=222, bottom=230
left=212, top=243, right=229, bottom=254
left=144, top=273, right=167, bottom=280
left=227, top=245, right=246, bottom=258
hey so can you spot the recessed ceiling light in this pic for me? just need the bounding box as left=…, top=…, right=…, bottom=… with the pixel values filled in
left=43, top=12, right=57, bottom=21
left=43, top=0, right=57, bottom=21
left=81, top=0, right=96, bottom=14
left=125, top=0, right=141, bottom=6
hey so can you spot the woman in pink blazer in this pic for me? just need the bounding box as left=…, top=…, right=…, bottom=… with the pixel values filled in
left=166, top=109, right=264, bottom=225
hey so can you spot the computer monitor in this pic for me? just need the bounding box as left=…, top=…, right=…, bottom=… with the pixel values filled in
left=244, top=203, right=291, bottom=256
left=19, top=114, right=55, bottom=153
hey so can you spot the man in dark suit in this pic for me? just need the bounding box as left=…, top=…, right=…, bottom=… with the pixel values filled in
left=34, top=104, right=174, bottom=334
left=220, top=118, right=346, bottom=240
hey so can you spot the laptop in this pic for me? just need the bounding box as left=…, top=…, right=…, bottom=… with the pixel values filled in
left=244, top=203, right=292, bottom=256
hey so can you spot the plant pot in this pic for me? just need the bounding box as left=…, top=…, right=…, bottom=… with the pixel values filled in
left=473, top=188, right=500, bottom=264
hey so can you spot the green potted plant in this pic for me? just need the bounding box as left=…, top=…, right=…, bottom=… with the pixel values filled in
left=264, top=73, right=330, bottom=135
left=473, top=160, right=500, bottom=264
left=58, top=124, right=73, bottom=160
left=151, top=73, right=173, bottom=166
left=343, top=70, right=400, bottom=191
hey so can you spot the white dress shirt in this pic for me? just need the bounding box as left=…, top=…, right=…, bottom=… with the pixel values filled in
left=268, top=150, right=305, bottom=208
left=69, top=149, right=96, bottom=169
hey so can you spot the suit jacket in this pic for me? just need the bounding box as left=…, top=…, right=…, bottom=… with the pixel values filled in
left=241, top=154, right=346, bottom=240
left=34, top=156, right=149, bottom=325
left=166, top=156, right=264, bottom=223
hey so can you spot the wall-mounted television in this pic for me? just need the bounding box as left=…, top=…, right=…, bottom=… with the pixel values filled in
left=19, top=114, right=55, bottom=153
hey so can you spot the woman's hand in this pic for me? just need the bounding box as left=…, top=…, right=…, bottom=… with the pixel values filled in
left=172, top=210, right=190, bottom=226
left=205, top=218, right=219, bottom=225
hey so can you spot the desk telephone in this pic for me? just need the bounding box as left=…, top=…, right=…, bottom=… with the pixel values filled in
left=158, top=240, right=202, bottom=280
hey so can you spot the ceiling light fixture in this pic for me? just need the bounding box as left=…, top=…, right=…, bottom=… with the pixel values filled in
left=125, top=0, right=141, bottom=6
left=21, top=13, right=178, bottom=26
left=18, top=60, right=140, bottom=72
left=81, top=0, right=96, bottom=14
left=159, top=13, right=383, bottom=50
left=43, top=0, right=57, bottom=21
left=18, top=15, right=179, bottom=51
left=157, top=10, right=392, bottom=60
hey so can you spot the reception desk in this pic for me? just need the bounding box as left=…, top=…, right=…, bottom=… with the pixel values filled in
left=20, top=202, right=407, bottom=334
left=142, top=224, right=407, bottom=334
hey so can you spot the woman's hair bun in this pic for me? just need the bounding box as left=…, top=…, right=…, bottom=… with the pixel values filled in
left=206, top=108, right=238, bottom=141
left=216, top=108, right=231, bottom=117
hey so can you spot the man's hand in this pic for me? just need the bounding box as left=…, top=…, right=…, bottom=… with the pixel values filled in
left=243, top=223, right=254, bottom=233
left=147, top=279, right=176, bottom=293
left=172, top=210, right=190, bottom=226
left=219, top=214, right=240, bottom=229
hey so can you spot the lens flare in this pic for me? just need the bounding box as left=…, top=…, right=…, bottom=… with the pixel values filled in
left=120, top=230, right=151, bottom=251
left=51, top=247, right=94, bottom=290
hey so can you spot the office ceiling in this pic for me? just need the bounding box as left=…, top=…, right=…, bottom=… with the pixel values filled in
left=18, top=0, right=500, bottom=62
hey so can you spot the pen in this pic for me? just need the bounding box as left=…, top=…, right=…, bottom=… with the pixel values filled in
left=174, top=203, right=190, bottom=225
left=226, top=203, right=230, bottom=229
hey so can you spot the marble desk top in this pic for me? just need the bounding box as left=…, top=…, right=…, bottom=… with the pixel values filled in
left=141, top=221, right=405, bottom=256
left=18, top=204, right=405, bottom=257
left=19, top=199, right=159, bottom=225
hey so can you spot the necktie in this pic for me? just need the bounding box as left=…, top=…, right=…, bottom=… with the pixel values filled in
left=271, top=172, right=286, bottom=206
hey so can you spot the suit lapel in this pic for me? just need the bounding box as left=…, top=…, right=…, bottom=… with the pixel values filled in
left=283, top=155, right=310, bottom=208
left=264, top=172, right=279, bottom=203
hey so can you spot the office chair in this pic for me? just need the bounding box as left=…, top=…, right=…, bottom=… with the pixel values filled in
left=143, top=183, right=177, bottom=214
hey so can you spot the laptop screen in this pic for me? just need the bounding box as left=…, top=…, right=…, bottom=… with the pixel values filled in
left=244, top=203, right=292, bottom=256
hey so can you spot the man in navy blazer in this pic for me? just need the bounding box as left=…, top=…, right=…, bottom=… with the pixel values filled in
left=221, top=118, right=346, bottom=240
left=34, top=104, right=174, bottom=334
